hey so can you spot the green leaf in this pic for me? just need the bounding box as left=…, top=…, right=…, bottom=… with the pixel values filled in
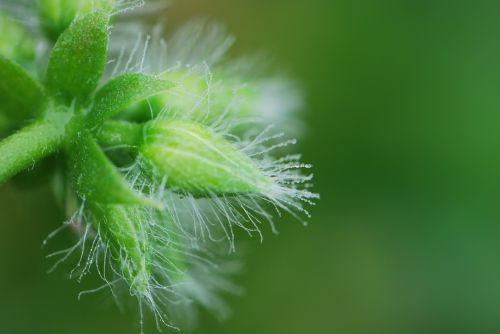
left=87, top=73, right=173, bottom=129
left=68, top=128, right=154, bottom=206
left=0, top=56, right=45, bottom=125
left=46, top=10, right=109, bottom=103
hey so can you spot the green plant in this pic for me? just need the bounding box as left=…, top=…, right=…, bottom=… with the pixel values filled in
left=0, top=0, right=317, bottom=331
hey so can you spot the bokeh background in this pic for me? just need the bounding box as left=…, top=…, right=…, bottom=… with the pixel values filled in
left=2, top=0, right=500, bottom=333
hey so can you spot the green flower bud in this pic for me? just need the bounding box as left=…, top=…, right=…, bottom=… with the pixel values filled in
left=141, top=119, right=271, bottom=196
left=88, top=203, right=151, bottom=294
left=158, top=70, right=277, bottom=121
left=124, top=68, right=301, bottom=132
left=0, top=13, right=35, bottom=61
left=38, top=0, right=114, bottom=40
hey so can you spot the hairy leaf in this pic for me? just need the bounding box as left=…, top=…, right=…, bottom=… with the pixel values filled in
left=68, top=129, right=153, bottom=206
left=87, top=72, right=173, bottom=128
left=46, top=11, right=109, bottom=103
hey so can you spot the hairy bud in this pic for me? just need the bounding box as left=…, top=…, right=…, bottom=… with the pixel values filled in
left=168, top=68, right=301, bottom=126
left=141, top=119, right=271, bottom=196
left=88, top=204, right=151, bottom=294
left=124, top=67, right=302, bottom=133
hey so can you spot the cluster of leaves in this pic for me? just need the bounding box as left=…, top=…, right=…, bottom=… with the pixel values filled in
left=0, top=0, right=317, bottom=331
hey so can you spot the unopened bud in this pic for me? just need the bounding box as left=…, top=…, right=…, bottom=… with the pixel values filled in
left=141, top=119, right=271, bottom=196
left=89, top=203, right=151, bottom=294
left=126, top=68, right=301, bottom=131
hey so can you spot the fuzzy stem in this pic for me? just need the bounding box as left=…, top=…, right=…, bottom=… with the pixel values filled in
left=97, top=120, right=143, bottom=148
left=0, top=113, right=67, bottom=185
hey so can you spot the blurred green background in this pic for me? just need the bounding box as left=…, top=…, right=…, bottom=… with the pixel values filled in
left=2, top=0, right=500, bottom=333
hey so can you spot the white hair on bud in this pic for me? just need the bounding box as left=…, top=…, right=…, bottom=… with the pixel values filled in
left=107, top=19, right=234, bottom=77
left=44, top=189, right=242, bottom=330
left=120, top=109, right=318, bottom=253
left=35, top=1, right=315, bottom=330
left=105, top=16, right=317, bottom=250
left=112, top=0, right=146, bottom=15
left=117, top=0, right=171, bottom=19
left=164, top=19, right=235, bottom=69
left=105, top=16, right=305, bottom=134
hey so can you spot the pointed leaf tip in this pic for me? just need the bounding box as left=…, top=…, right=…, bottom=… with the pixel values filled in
left=0, top=56, right=45, bottom=125
left=87, top=73, right=173, bottom=129
left=46, top=10, right=110, bottom=103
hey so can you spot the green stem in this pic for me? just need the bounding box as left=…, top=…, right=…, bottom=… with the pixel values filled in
left=0, top=113, right=67, bottom=185
left=96, top=120, right=143, bottom=148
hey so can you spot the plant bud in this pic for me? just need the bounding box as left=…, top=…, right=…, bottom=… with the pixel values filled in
left=125, top=68, right=301, bottom=132
left=38, top=0, right=114, bottom=40
left=89, top=203, right=151, bottom=294
left=141, top=119, right=271, bottom=196
left=169, top=70, right=298, bottom=123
